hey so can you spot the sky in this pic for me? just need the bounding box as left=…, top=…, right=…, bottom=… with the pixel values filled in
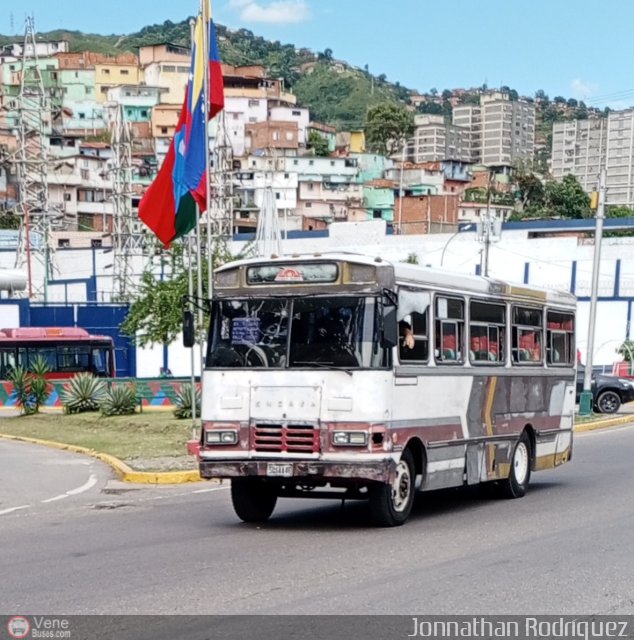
left=4, top=0, right=634, bottom=109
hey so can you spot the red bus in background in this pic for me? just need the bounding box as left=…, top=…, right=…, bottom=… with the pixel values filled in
left=0, top=327, right=116, bottom=379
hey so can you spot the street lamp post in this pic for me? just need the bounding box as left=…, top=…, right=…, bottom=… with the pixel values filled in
left=440, top=224, right=474, bottom=267
left=579, top=168, right=606, bottom=417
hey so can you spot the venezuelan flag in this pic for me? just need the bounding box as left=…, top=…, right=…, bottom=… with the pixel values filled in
left=139, top=0, right=224, bottom=247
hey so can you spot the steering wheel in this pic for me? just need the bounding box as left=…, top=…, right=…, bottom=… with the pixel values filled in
left=243, top=343, right=269, bottom=367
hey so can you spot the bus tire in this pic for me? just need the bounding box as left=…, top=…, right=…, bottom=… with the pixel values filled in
left=231, top=478, right=277, bottom=523
left=369, top=449, right=415, bottom=527
left=499, top=431, right=532, bottom=499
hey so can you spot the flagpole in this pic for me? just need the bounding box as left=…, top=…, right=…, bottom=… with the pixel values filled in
left=189, top=16, right=200, bottom=437
left=202, top=0, right=214, bottom=303
left=187, top=234, right=197, bottom=437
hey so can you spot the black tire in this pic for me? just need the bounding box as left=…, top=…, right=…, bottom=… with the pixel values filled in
left=499, top=431, right=532, bottom=499
left=596, top=390, right=621, bottom=414
left=368, top=449, right=416, bottom=527
left=231, top=478, right=277, bottom=523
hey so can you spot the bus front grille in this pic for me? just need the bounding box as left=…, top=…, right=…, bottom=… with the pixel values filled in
left=252, top=424, right=319, bottom=453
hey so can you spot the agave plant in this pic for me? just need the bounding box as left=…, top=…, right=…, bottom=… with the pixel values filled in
left=61, top=373, right=106, bottom=414
left=100, top=384, right=137, bottom=417
left=173, top=383, right=201, bottom=420
left=7, top=357, right=51, bottom=415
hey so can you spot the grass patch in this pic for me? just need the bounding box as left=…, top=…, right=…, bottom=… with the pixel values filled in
left=0, top=412, right=195, bottom=469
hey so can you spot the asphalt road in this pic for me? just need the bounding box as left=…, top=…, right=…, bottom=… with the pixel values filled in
left=1, top=426, right=634, bottom=617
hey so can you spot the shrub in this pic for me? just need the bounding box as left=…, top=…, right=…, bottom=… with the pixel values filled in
left=61, top=373, right=106, bottom=414
left=7, top=357, right=51, bottom=415
left=173, top=383, right=201, bottom=420
left=100, top=384, right=137, bottom=416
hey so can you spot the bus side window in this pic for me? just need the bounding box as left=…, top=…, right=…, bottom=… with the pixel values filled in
left=512, top=306, right=543, bottom=364
left=399, top=311, right=429, bottom=362
left=0, top=349, right=17, bottom=378
left=435, top=296, right=465, bottom=364
left=546, top=310, right=575, bottom=365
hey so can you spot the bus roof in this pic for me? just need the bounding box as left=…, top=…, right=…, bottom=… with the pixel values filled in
left=215, top=252, right=576, bottom=307
left=0, top=327, right=113, bottom=342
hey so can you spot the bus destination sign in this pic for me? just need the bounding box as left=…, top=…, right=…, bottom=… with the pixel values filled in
left=247, top=263, right=339, bottom=285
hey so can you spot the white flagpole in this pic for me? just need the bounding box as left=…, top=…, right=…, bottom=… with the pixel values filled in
left=202, top=0, right=214, bottom=303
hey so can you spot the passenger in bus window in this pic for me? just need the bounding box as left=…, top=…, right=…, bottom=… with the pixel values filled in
left=399, top=320, right=415, bottom=349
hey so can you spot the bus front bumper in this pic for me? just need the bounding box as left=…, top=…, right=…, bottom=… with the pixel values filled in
left=198, top=458, right=396, bottom=484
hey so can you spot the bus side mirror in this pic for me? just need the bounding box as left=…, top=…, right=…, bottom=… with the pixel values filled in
left=381, top=306, right=398, bottom=349
left=183, top=310, right=195, bottom=348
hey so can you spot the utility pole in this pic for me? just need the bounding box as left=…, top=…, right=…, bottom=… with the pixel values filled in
left=479, top=171, right=496, bottom=276
left=579, top=168, right=606, bottom=416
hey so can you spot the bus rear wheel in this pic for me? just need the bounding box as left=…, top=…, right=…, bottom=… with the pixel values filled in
left=499, top=431, right=532, bottom=499
left=369, top=449, right=416, bottom=527
left=231, top=478, right=278, bottom=523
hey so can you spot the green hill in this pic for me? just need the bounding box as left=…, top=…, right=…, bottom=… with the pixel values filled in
left=0, top=19, right=410, bottom=129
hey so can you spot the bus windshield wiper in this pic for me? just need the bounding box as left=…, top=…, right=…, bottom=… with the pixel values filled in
left=291, top=361, right=354, bottom=376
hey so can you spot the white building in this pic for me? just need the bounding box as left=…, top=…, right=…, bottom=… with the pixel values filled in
left=551, top=109, right=634, bottom=207
left=551, top=118, right=606, bottom=193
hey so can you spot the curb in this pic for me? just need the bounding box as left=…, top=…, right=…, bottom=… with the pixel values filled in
left=574, top=415, right=634, bottom=433
left=0, top=433, right=203, bottom=485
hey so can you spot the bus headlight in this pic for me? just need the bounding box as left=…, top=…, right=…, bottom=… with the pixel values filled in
left=205, top=430, right=239, bottom=445
left=332, top=431, right=368, bottom=446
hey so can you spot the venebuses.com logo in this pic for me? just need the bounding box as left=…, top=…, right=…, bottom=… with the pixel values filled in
left=7, top=616, right=30, bottom=639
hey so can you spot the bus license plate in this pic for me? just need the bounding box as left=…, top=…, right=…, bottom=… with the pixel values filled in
left=267, top=463, right=293, bottom=477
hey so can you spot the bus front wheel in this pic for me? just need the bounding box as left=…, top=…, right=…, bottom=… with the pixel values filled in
left=231, top=478, right=277, bottom=523
left=369, top=449, right=416, bottom=527
left=499, top=431, right=532, bottom=499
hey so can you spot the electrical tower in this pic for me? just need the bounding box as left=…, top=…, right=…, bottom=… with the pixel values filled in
left=109, top=103, right=141, bottom=301
left=13, top=16, right=60, bottom=300
left=206, top=111, right=235, bottom=241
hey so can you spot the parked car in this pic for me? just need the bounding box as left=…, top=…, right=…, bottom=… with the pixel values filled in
left=576, top=366, right=634, bottom=413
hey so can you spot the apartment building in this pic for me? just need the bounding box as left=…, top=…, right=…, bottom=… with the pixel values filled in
left=550, top=109, right=634, bottom=206
left=407, top=114, right=470, bottom=163
left=605, top=110, right=634, bottom=207
left=551, top=118, right=606, bottom=193
left=452, top=93, right=535, bottom=167
left=452, top=103, right=482, bottom=163
left=140, top=44, right=190, bottom=106
left=95, top=62, right=141, bottom=103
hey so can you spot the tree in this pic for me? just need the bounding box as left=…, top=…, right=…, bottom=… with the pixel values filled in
left=365, top=103, right=415, bottom=156
left=535, top=89, right=549, bottom=103
left=121, top=239, right=241, bottom=347
left=553, top=96, right=566, bottom=104
left=417, top=102, right=443, bottom=115
left=515, top=169, right=545, bottom=211
left=318, top=48, right=333, bottom=61
left=544, top=174, right=591, bottom=219
left=0, top=211, right=20, bottom=229
left=441, top=89, right=452, bottom=100
left=307, top=130, right=330, bottom=157
left=429, top=87, right=438, bottom=97
left=567, top=98, right=578, bottom=108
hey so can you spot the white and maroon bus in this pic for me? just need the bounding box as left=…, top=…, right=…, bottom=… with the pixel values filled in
left=0, top=327, right=116, bottom=380
left=194, top=254, right=576, bottom=526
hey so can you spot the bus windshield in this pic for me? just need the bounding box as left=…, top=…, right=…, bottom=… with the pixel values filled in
left=207, top=296, right=385, bottom=369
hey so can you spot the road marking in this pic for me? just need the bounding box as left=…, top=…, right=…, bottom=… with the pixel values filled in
left=66, top=474, right=98, bottom=496
left=41, top=494, right=70, bottom=504
left=40, top=474, right=99, bottom=505
left=192, top=485, right=229, bottom=494
left=0, top=505, right=30, bottom=516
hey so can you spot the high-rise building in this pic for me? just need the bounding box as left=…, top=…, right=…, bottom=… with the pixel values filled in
left=551, top=119, right=606, bottom=193
left=407, top=114, right=470, bottom=163
left=452, top=92, right=535, bottom=167
left=551, top=109, right=634, bottom=207
left=605, top=110, right=634, bottom=207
